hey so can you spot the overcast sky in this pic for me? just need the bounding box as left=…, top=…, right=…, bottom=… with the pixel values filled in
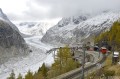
left=0, top=0, right=120, bottom=22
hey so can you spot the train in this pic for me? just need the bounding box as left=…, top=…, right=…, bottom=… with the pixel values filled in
left=100, top=47, right=107, bottom=54
left=94, top=46, right=108, bottom=54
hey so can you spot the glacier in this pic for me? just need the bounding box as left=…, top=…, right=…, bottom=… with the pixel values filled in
left=0, top=8, right=120, bottom=79
left=16, top=22, right=56, bottom=36
left=0, top=36, right=54, bottom=79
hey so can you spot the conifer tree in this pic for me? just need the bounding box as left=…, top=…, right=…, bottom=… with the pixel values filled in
left=25, top=70, right=33, bottom=79
left=33, top=72, right=44, bottom=79
left=17, top=73, right=22, bottom=79
left=7, top=70, right=15, bottom=79
left=95, top=21, right=120, bottom=49
left=38, top=67, right=41, bottom=73
left=41, top=63, right=47, bottom=78
left=34, top=63, right=48, bottom=79
left=47, top=45, right=79, bottom=78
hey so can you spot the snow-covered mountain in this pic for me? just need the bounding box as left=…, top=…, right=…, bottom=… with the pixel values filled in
left=0, top=8, right=20, bottom=32
left=0, top=9, right=54, bottom=78
left=16, top=22, right=56, bottom=36
left=41, top=11, right=120, bottom=45
left=0, top=8, right=28, bottom=64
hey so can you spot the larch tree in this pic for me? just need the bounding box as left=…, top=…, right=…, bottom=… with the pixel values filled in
left=25, top=70, right=34, bottom=79
left=17, top=73, right=22, bottom=79
left=7, top=70, right=15, bottom=79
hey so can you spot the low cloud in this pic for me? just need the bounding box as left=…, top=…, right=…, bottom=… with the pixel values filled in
left=6, top=0, right=120, bottom=21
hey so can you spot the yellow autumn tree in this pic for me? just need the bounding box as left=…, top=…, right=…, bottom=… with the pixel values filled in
left=47, top=45, right=79, bottom=78
left=95, top=21, right=120, bottom=49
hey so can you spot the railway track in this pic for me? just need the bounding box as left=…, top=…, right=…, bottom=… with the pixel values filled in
left=52, top=53, right=106, bottom=79
left=46, top=47, right=106, bottom=79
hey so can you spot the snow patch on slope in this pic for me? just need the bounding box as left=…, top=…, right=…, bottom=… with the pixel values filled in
left=42, top=12, right=120, bottom=45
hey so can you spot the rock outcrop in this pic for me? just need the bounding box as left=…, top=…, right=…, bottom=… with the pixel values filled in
left=0, top=9, right=28, bottom=64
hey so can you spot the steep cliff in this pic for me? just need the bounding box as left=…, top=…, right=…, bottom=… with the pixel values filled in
left=0, top=9, right=28, bottom=64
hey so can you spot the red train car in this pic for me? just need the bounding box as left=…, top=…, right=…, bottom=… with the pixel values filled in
left=100, top=47, right=107, bottom=54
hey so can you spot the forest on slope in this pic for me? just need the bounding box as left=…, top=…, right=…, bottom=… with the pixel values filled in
left=95, top=21, right=120, bottom=50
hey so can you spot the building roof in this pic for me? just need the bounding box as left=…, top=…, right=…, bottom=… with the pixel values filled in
left=114, top=51, right=119, bottom=55
left=101, top=47, right=107, bottom=49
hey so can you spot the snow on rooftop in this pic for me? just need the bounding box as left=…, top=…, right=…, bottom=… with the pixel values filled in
left=114, top=51, right=119, bottom=55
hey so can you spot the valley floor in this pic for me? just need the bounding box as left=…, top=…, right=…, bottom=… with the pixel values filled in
left=0, top=36, right=54, bottom=79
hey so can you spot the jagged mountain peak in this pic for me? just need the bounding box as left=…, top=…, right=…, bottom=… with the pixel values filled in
left=41, top=11, right=120, bottom=45
left=0, top=8, right=20, bottom=32
left=57, top=14, right=90, bottom=27
left=0, top=8, right=3, bottom=14
left=0, top=8, right=9, bottom=21
left=0, top=8, right=3, bottom=13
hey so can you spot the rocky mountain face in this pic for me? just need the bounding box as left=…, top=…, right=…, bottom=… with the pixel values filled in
left=41, top=12, right=120, bottom=45
left=0, top=9, right=28, bottom=64
left=16, top=22, right=55, bottom=36
left=0, top=8, right=19, bottom=32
